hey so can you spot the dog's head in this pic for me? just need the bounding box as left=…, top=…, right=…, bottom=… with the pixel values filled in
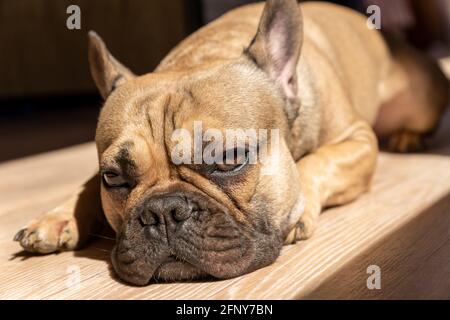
left=89, top=0, right=305, bottom=285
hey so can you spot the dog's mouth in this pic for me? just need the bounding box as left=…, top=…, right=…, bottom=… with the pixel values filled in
left=111, top=246, right=210, bottom=286
left=152, top=255, right=209, bottom=282
left=110, top=189, right=284, bottom=286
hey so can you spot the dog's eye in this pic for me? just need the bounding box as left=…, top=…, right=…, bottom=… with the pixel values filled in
left=102, top=172, right=128, bottom=188
left=213, top=149, right=248, bottom=174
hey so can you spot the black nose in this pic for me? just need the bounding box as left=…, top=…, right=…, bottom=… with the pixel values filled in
left=140, top=195, right=196, bottom=226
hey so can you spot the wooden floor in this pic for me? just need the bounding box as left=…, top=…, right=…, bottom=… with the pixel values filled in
left=1, top=63, right=449, bottom=300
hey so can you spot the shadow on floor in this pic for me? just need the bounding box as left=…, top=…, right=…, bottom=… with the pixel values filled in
left=303, top=191, right=450, bottom=300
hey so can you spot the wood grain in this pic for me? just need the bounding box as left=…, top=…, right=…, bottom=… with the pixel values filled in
left=305, top=193, right=450, bottom=299
left=0, top=62, right=449, bottom=300
left=0, top=135, right=449, bottom=299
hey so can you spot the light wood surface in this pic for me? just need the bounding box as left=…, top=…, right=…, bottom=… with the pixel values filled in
left=0, top=127, right=449, bottom=299
left=1, top=62, right=449, bottom=300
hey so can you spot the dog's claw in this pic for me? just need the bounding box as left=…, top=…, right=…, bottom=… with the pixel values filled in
left=14, top=215, right=79, bottom=254
left=13, top=228, right=27, bottom=242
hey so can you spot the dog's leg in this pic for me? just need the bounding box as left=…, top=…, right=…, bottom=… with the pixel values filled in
left=374, top=36, right=449, bottom=153
left=286, top=121, right=378, bottom=243
left=14, top=174, right=105, bottom=254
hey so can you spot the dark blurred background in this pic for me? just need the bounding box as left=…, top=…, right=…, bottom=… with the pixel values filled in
left=1, top=0, right=449, bottom=162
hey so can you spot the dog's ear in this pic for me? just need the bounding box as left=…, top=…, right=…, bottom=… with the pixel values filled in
left=88, top=31, right=135, bottom=100
left=246, top=0, right=303, bottom=100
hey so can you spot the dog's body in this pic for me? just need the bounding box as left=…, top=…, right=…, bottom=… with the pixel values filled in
left=15, top=1, right=448, bottom=285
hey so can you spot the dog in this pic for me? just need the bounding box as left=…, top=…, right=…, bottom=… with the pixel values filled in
left=14, top=0, right=449, bottom=285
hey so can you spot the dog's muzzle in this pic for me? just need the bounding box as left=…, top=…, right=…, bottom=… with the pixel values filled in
left=111, top=191, right=283, bottom=286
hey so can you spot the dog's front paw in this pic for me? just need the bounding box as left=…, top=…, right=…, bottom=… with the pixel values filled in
left=294, top=215, right=317, bottom=241
left=284, top=214, right=317, bottom=244
left=14, top=212, right=79, bottom=254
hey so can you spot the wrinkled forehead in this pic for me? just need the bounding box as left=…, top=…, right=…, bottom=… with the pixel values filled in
left=96, top=62, right=287, bottom=157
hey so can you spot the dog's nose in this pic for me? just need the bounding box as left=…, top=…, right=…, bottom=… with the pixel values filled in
left=140, top=195, right=195, bottom=226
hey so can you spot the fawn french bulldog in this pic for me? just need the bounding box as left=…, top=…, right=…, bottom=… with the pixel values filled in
left=14, top=0, right=448, bottom=285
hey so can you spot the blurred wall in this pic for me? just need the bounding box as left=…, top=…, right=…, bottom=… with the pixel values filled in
left=201, top=0, right=258, bottom=23
left=0, top=0, right=199, bottom=98
left=2, top=0, right=448, bottom=100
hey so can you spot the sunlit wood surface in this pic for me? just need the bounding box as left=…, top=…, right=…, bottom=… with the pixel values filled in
left=0, top=61, right=449, bottom=300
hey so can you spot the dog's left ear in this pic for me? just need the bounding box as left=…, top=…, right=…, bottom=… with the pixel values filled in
left=246, top=0, right=303, bottom=100
left=88, top=31, right=135, bottom=100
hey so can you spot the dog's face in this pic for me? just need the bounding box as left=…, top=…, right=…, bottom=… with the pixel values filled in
left=89, top=0, right=305, bottom=285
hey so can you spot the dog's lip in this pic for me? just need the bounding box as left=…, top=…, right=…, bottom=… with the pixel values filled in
left=159, top=254, right=196, bottom=270
left=165, top=254, right=182, bottom=262
left=153, top=255, right=209, bottom=281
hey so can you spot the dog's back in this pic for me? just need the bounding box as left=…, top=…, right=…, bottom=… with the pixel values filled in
left=158, top=1, right=448, bottom=152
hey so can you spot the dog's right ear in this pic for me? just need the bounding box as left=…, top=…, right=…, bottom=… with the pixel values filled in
left=88, top=31, right=135, bottom=100
left=245, top=0, right=302, bottom=101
